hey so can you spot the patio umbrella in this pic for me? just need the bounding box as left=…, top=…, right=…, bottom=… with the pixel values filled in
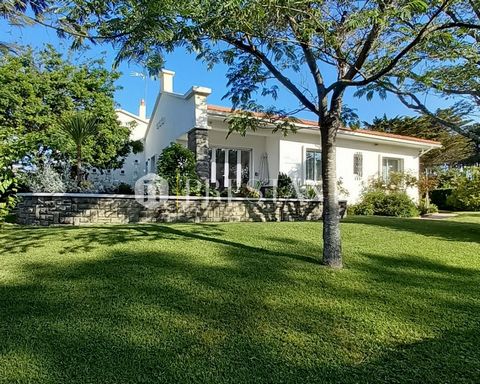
left=259, top=152, right=270, bottom=186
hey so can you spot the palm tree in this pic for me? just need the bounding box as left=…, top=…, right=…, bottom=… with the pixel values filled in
left=59, top=113, right=99, bottom=184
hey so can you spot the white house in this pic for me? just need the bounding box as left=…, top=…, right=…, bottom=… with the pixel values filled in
left=109, top=69, right=441, bottom=202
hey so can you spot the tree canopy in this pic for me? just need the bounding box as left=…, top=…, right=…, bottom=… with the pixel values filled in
left=0, top=46, right=134, bottom=170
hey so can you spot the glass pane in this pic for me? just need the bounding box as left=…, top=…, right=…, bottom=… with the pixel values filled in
left=215, top=149, right=225, bottom=189
left=315, top=151, right=322, bottom=182
left=391, top=159, right=400, bottom=172
left=382, top=158, right=401, bottom=180
left=228, top=150, right=238, bottom=189
left=240, top=151, right=250, bottom=184
left=306, top=151, right=315, bottom=180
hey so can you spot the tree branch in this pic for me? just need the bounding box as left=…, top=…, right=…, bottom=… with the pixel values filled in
left=344, top=22, right=382, bottom=80
left=382, top=82, right=480, bottom=142
left=286, top=16, right=327, bottom=117
left=327, top=0, right=452, bottom=90
left=223, top=36, right=320, bottom=115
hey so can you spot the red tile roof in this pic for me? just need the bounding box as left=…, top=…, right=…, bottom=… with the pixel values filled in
left=207, top=105, right=441, bottom=146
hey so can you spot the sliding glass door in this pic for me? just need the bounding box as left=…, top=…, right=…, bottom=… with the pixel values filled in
left=211, top=148, right=251, bottom=189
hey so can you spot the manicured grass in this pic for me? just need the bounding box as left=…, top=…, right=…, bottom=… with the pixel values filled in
left=0, top=216, right=479, bottom=383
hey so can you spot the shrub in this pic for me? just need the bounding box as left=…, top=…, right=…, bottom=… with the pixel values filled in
left=367, top=171, right=417, bottom=193
left=234, top=185, right=261, bottom=199
left=157, top=143, right=198, bottom=196
left=353, top=191, right=418, bottom=217
left=276, top=173, right=296, bottom=198
left=350, top=201, right=374, bottom=216
left=22, top=165, right=66, bottom=193
left=430, top=188, right=453, bottom=210
left=417, top=199, right=439, bottom=215
left=445, top=167, right=480, bottom=211
left=115, top=182, right=134, bottom=195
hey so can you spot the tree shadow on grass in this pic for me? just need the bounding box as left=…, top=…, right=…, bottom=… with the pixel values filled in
left=345, top=215, right=480, bottom=244
left=0, top=223, right=320, bottom=264
left=1, top=242, right=480, bottom=383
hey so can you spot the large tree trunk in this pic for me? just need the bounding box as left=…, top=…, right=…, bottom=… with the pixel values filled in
left=320, top=116, right=342, bottom=268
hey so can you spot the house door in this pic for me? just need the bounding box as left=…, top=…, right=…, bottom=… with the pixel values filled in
left=210, top=148, right=251, bottom=189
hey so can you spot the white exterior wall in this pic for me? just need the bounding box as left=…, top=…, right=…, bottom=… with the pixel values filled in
left=144, top=93, right=196, bottom=169
left=335, top=138, right=420, bottom=202
left=277, top=131, right=422, bottom=202
left=278, top=132, right=321, bottom=184
left=143, top=87, right=211, bottom=173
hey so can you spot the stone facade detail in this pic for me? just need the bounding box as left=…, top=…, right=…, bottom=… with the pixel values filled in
left=15, top=194, right=347, bottom=226
left=187, top=127, right=210, bottom=181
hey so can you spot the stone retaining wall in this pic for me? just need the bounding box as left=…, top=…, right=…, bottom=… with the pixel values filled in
left=15, top=193, right=347, bottom=226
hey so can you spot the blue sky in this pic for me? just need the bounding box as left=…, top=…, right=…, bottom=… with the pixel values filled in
left=1, top=20, right=451, bottom=123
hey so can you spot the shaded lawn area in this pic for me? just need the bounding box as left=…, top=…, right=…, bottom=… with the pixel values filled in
left=0, top=216, right=479, bottom=383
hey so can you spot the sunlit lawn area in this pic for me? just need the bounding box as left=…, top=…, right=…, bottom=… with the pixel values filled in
left=0, top=215, right=479, bottom=383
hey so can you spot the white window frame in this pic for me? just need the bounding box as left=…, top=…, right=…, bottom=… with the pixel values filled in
left=210, top=147, right=252, bottom=188
left=381, top=157, right=403, bottom=180
left=304, top=147, right=322, bottom=184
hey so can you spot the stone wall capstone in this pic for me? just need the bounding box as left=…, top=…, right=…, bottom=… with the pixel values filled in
left=15, top=193, right=347, bottom=226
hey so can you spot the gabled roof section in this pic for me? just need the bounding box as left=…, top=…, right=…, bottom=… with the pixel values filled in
left=115, top=109, right=149, bottom=125
left=207, top=105, right=442, bottom=148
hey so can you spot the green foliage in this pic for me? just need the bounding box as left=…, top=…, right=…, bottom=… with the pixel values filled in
left=0, top=172, right=17, bottom=223
left=352, top=173, right=419, bottom=217
left=302, top=185, right=321, bottom=200
left=417, top=199, right=439, bottom=215
left=0, top=141, right=21, bottom=223
left=114, top=182, right=134, bottom=195
left=59, top=113, right=99, bottom=148
left=428, top=166, right=480, bottom=211
left=59, top=112, right=99, bottom=182
left=366, top=172, right=417, bottom=193
left=276, top=173, right=296, bottom=198
left=352, top=190, right=419, bottom=217
left=157, top=143, right=198, bottom=196
left=430, top=188, right=454, bottom=211
left=0, top=46, right=133, bottom=172
left=21, top=165, right=66, bottom=193
left=445, top=167, right=480, bottom=211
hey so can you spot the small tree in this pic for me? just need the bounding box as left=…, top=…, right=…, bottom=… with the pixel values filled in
left=59, top=112, right=99, bottom=183
left=156, top=143, right=198, bottom=196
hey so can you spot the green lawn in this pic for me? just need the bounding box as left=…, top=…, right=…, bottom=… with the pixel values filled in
left=0, top=215, right=479, bottom=383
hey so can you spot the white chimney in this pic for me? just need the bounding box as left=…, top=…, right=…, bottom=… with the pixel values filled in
left=160, top=69, right=175, bottom=93
left=139, top=99, right=146, bottom=119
